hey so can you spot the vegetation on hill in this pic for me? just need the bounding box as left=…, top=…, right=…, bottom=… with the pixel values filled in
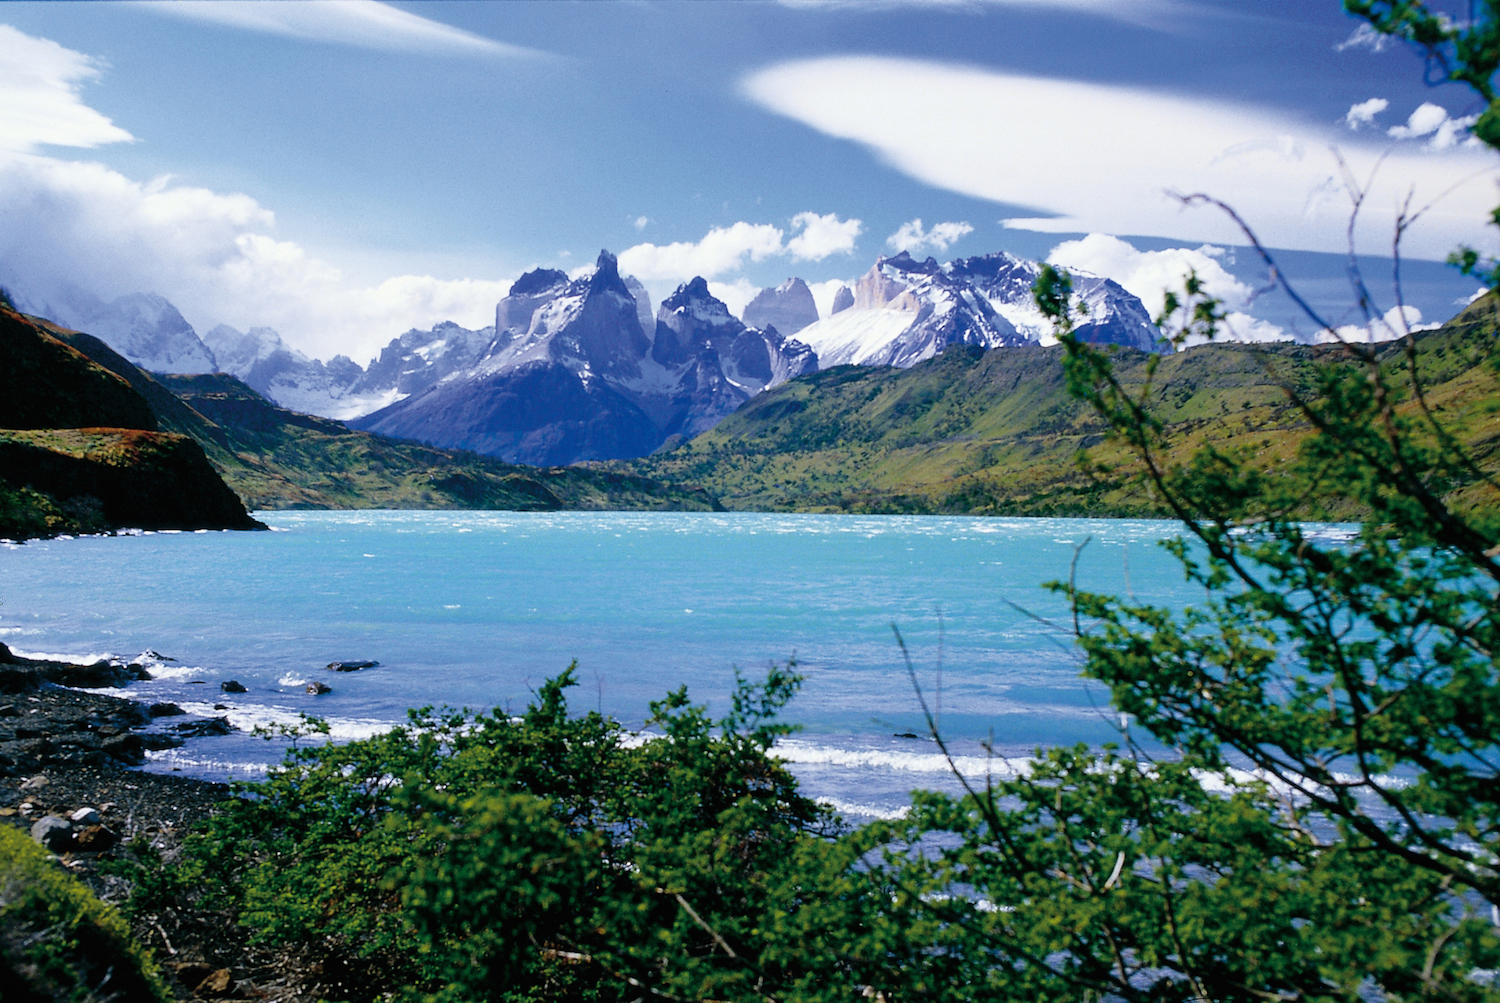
left=0, top=825, right=171, bottom=1002
left=0, top=305, right=265, bottom=539
left=158, top=373, right=723, bottom=512
left=621, top=293, right=1500, bottom=517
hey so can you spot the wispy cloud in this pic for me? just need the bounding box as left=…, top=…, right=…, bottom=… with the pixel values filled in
left=742, top=56, right=1498, bottom=260
left=0, top=24, right=134, bottom=155
left=778, top=0, right=1188, bottom=27
left=130, top=0, right=548, bottom=59
left=1336, top=23, right=1393, bottom=52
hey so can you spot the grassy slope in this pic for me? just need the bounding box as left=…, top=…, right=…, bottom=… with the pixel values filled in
left=618, top=298, right=1500, bottom=517
left=157, top=374, right=722, bottom=513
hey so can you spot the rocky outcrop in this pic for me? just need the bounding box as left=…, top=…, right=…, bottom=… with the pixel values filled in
left=0, top=429, right=265, bottom=535
left=830, top=285, right=854, bottom=315
left=743, top=278, right=819, bottom=336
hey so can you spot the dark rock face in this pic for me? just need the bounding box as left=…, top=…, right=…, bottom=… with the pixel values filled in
left=743, top=278, right=819, bottom=336
left=650, top=278, right=819, bottom=439
left=353, top=251, right=815, bottom=465
left=0, top=431, right=265, bottom=535
left=357, top=359, right=664, bottom=466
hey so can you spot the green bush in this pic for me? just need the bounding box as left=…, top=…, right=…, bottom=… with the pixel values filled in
left=0, top=824, right=171, bottom=1003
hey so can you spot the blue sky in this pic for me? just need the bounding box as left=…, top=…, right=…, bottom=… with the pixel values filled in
left=0, top=0, right=1494, bottom=362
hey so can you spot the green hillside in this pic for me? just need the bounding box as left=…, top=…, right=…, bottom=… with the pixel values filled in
left=156, top=374, right=723, bottom=512
left=0, top=306, right=264, bottom=539
left=619, top=296, right=1500, bottom=517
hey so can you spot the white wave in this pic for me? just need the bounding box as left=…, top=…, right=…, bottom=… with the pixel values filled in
left=278, top=674, right=310, bottom=687
left=137, top=663, right=210, bottom=681
left=175, top=700, right=395, bottom=741
left=8, top=646, right=116, bottom=665
left=774, top=739, right=1031, bottom=779
left=144, top=748, right=271, bottom=774
left=816, top=797, right=911, bottom=821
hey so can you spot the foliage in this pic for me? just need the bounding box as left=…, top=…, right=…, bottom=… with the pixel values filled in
left=0, top=824, right=172, bottom=1003
left=160, top=664, right=916, bottom=1002
left=121, top=6, right=1500, bottom=1000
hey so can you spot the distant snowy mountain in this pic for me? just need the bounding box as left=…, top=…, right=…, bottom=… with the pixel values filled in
left=650, top=276, right=818, bottom=437
left=56, top=292, right=218, bottom=374
left=743, top=278, right=819, bottom=336
left=795, top=252, right=1028, bottom=368
left=351, top=252, right=816, bottom=464
left=201, top=325, right=387, bottom=422
left=945, top=252, right=1160, bottom=351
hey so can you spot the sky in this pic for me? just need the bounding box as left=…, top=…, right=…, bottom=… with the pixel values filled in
left=0, top=0, right=1495, bottom=364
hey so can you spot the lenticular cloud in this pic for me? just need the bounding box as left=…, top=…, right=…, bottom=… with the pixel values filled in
left=742, top=56, right=1499, bottom=261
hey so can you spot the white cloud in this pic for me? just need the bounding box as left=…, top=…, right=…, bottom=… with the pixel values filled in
left=130, top=0, right=545, bottom=59
left=1317, top=304, right=1440, bottom=344
left=0, top=153, right=508, bottom=363
left=618, top=222, right=786, bottom=281
left=1047, top=233, right=1253, bottom=320
left=1336, top=23, right=1392, bottom=52
left=0, top=24, right=134, bottom=155
left=634, top=215, right=651, bottom=231
left=787, top=211, right=862, bottom=259
left=0, top=23, right=520, bottom=362
left=707, top=278, right=760, bottom=319
left=619, top=212, right=861, bottom=284
left=1221, top=311, right=1290, bottom=344
left=742, top=57, right=1499, bottom=260
left=807, top=278, right=854, bottom=321
left=887, top=218, right=974, bottom=255
left=1387, top=101, right=1480, bottom=149
left=778, top=0, right=1186, bottom=26
left=1345, top=97, right=1388, bottom=131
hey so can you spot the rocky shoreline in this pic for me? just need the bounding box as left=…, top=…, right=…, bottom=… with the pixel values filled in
left=0, top=642, right=277, bottom=1000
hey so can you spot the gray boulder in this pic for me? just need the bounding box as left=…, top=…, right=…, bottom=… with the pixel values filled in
left=30, top=815, right=73, bottom=852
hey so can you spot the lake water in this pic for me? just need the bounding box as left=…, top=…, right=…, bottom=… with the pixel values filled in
left=0, top=511, right=1197, bottom=820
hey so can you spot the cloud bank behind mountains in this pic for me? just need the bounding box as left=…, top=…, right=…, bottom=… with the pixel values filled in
left=743, top=56, right=1499, bottom=262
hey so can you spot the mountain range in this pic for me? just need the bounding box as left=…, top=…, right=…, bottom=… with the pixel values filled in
left=617, top=294, right=1500, bottom=518
left=29, top=247, right=1162, bottom=466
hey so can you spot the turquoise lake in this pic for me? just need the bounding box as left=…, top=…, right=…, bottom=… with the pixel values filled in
left=0, top=511, right=1197, bottom=818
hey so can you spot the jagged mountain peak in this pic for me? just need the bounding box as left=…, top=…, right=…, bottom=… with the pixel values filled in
left=945, top=252, right=1160, bottom=351
left=508, top=267, right=570, bottom=298
left=661, top=277, right=735, bottom=328
left=59, top=291, right=218, bottom=375
left=743, top=277, right=818, bottom=336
